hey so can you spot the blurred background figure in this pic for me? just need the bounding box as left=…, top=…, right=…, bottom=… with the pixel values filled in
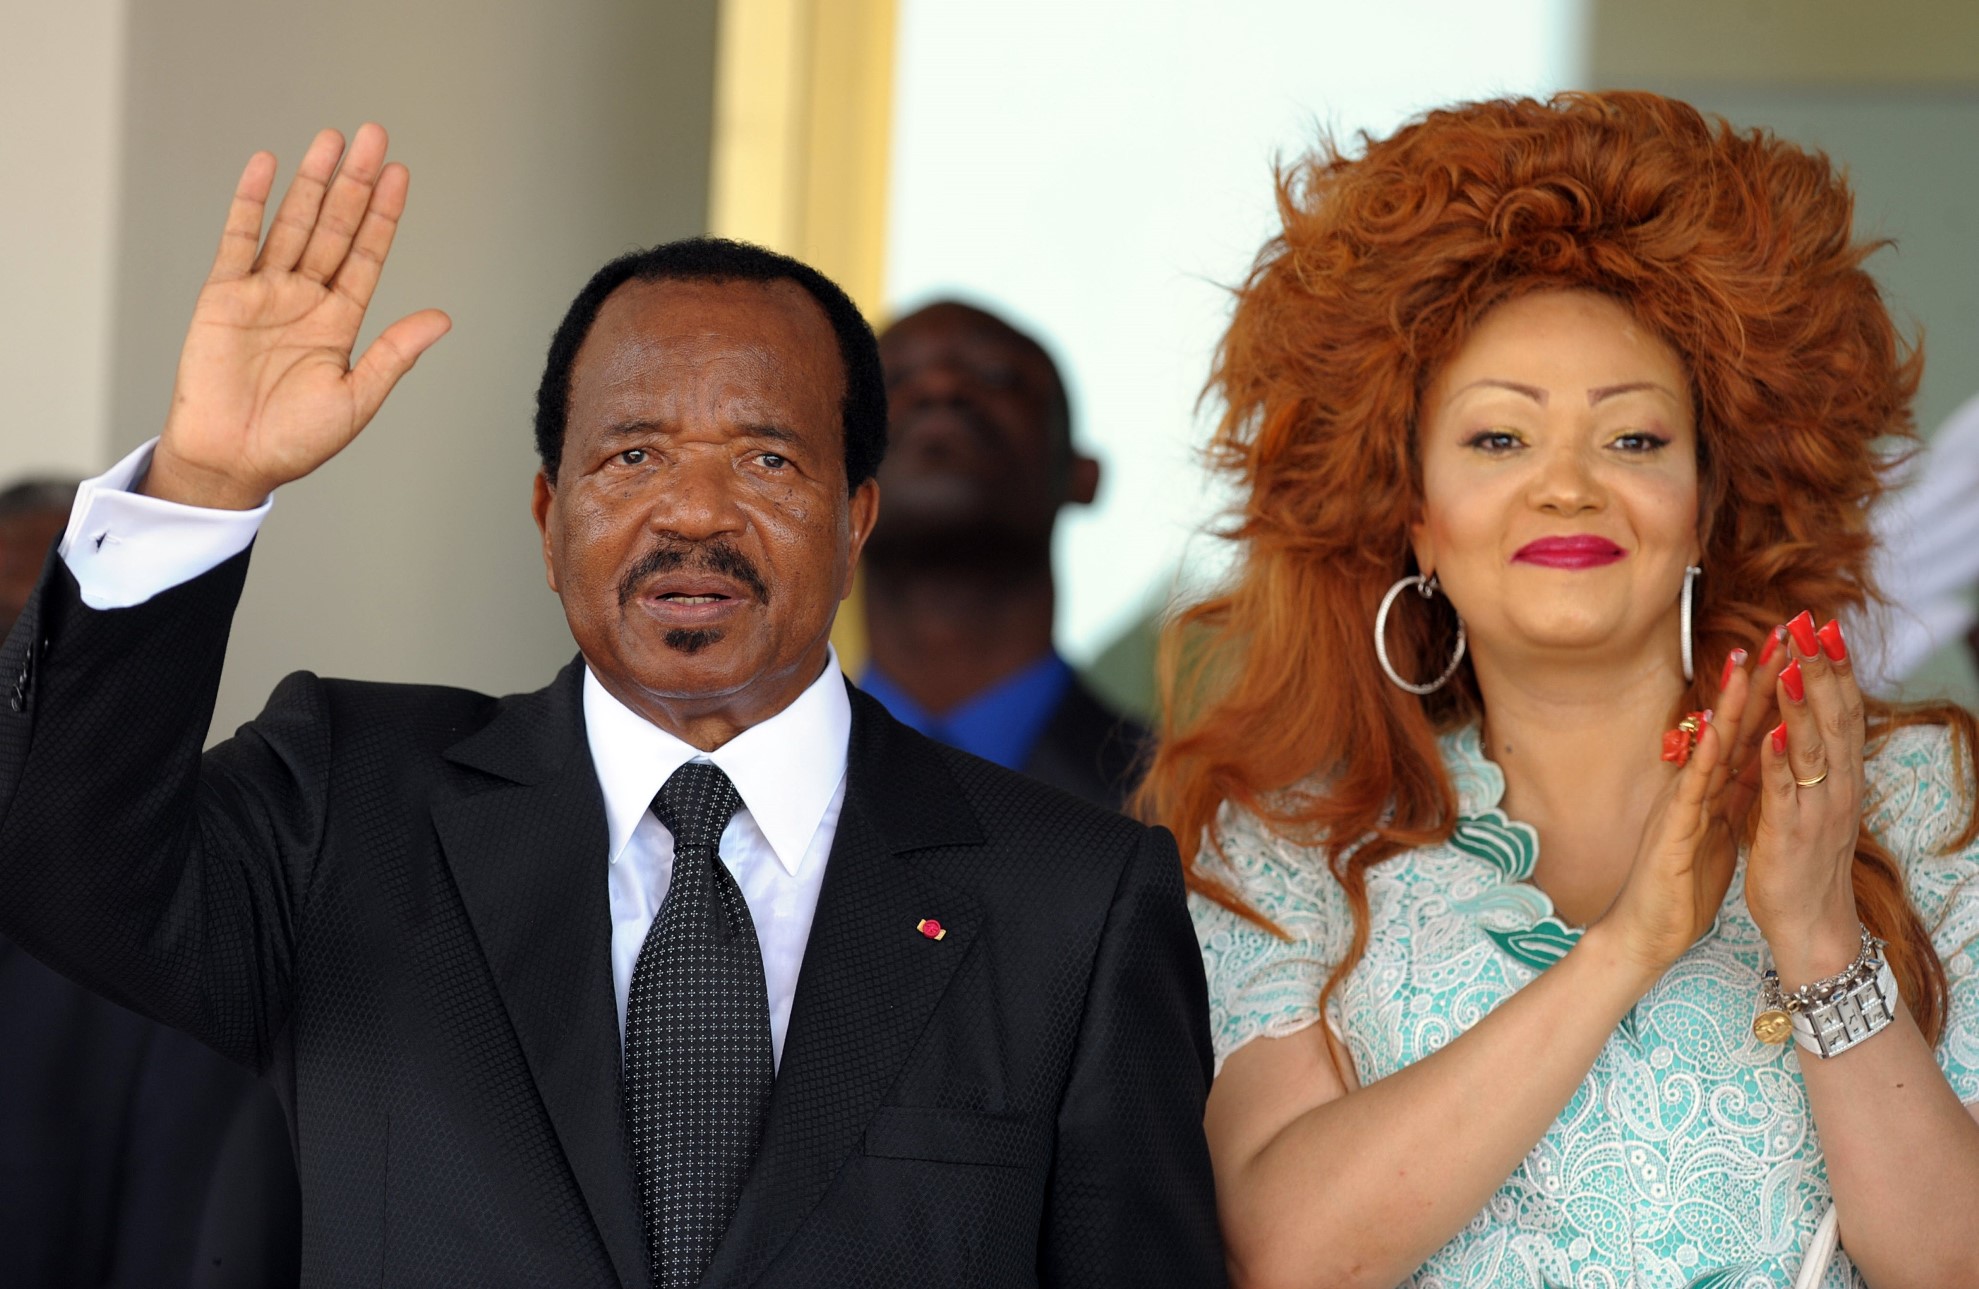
left=0, top=476, right=300, bottom=1288
left=0, top=478, right=76, bottom=632
left=863, top=301, right=1144, bottom=809
left=1857, top=391, right=1979, bottom=695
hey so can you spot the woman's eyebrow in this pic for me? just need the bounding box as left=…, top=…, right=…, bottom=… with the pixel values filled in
left=1448, top=378, right=1547, bottom=407
left=1587, top=381, right=1677, bottom=405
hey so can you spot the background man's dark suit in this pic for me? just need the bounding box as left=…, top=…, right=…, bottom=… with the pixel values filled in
left=0, top=933, right=301, bottom=1287
left=0, top=549, right=1223, bottom=1286
left=1024, top=677, right=1147, bottom=811
left=0, top=481, right=300, bottom=1287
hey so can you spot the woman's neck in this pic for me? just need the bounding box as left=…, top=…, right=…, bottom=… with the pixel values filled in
left=1471, top=647, right=1689, bottom=926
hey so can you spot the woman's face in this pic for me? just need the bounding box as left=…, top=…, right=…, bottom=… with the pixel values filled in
left=1411, top=290, right=1699, bottom=679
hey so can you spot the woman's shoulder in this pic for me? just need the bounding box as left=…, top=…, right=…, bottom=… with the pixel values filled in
left=1863, top=719, right=1979, bottom=944
left=1863, top=718, right=1976, bottom=859
left=1190, top=725, right=1494, bottom=925
left=1191, top=794, right=1346, bottom=934
left=1188, top=795, right=1363, bottom=1072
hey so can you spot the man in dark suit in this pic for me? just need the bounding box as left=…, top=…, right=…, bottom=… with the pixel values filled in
left=0, top=124, right=1222, bottom=1287
left=862, top=301, right=1145, bottom=810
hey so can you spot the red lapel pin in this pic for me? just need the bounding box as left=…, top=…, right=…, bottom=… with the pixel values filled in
left=916, top=918, right=947, bottom=941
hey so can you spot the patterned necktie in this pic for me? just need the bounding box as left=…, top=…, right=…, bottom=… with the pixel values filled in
left=623, top=761, right=774, bottom=1288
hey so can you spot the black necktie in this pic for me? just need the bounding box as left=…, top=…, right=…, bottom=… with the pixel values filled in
left=623, top=761, right=774, bottom=1288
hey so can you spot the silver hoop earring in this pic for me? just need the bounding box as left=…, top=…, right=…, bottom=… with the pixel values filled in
left=1375, top=574, right=1467, bottom=695
left=1680, top=564, right=1703, bottom=683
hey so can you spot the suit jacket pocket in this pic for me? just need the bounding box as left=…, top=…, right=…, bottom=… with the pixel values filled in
left=860, top=1106, right=1038, bottom=1169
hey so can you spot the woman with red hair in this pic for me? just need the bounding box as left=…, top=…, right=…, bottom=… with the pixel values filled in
left=1145, top=92, right=1979, bottom=1287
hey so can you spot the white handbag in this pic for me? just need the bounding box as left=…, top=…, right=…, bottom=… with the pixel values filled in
left=1793, top=1205, right=1842, bottom=1289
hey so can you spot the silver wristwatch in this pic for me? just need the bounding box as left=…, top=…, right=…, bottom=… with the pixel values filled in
left=1755, top=928, right=1900, bottom=1059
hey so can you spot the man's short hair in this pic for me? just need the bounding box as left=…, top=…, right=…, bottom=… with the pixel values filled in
left=534, top=238, right=887, bottom=492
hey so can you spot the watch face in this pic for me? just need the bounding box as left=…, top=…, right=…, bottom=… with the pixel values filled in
left=1752, top=1008, right=1793, bottom=1045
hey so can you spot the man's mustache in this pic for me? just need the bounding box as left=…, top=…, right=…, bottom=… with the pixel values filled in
left=617, top=540, right=771, bottom=608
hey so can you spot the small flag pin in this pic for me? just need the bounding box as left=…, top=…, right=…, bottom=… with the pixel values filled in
left=916, top=918, right=947, bottom=941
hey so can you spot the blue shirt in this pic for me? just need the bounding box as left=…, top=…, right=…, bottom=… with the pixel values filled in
left=860, top=653, right=1074, bottom=771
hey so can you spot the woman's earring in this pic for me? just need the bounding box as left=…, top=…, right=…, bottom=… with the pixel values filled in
left=1680, top=564, right=1703, bottom=683
left=1375, top=573, right=1467, bottom=694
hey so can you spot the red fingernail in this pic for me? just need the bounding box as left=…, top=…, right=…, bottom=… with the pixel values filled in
left=1719, top=649, right=1747, bottom=689
left=1770, top=722, right=1787, bottom=755
left=1781, top=658, right=1804, bottom=703
left=1788, top=610, right=1819, bottom=657
left=1758, top=626, right=1786, bottom=666
left=1818, top=619, right=1847, bottom=662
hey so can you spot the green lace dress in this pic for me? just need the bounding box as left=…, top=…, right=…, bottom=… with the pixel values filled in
left=1192, top=723, right=1979, bottom=1289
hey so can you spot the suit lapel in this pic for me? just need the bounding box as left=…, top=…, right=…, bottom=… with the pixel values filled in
left=704, top=687, right=985, bottom=1287
left=434, top=659, right=649, bottom=1289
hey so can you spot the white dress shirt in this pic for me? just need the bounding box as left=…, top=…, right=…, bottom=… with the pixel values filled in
left=586, top=659, right=845, bottom=1067
left=59, top=438, right=848, bottom=1067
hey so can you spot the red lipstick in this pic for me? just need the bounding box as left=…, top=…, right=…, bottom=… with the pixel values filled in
left=1511, top=536, right=1626, bottom=570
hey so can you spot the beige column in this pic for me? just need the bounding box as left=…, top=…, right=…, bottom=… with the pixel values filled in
left=709, top=0, right=899, bottom=673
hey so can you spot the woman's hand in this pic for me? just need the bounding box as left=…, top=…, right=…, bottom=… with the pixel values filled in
left=1713, top=624, right=1792, bottom=833
left=145, top=124, right=451, bottom=510
left=1744, top=611, right=1866, bottom=983
left=1594, top=701, right=1739, bottom=982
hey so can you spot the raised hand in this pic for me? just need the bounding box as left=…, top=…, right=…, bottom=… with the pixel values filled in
left=145, top=125, right=451, bottom=510
left=1744, top=612, right=1867, bottom=983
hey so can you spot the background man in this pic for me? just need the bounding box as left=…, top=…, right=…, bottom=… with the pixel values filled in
left=0, top=477, right=300, bottom=1288
left=0, top=125, right=1222, bottom=1286
left=864, top=301, right=1145, bottom=809
left=0, top=481, right=77, bottom=633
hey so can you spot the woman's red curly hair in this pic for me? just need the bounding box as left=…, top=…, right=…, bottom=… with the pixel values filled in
left=1138, top=90, right=1974, bottom=1047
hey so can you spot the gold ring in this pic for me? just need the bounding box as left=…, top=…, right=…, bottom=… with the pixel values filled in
left=1794, top=768, right=1829, bottom=788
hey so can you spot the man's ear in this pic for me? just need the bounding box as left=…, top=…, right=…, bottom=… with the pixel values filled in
left=1066, top=453, right=1100, bottom=507
left=842, top=477, right=880, bottom=599
left=531, top=471, right=560, bottom=594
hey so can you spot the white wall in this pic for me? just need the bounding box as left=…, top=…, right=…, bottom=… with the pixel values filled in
left=885, top=0, right=1587, bottom=665
left=98, top=0, right=718, bottom=736
left=0, top=1, right=127, bottom=479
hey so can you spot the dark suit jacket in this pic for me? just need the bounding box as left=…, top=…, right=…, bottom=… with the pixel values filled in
left=0, top=934, right=301, bottom=1288
left=1021, top=678, right=1148, bottom=813
left=0, top=550, right=1223, bottom=1288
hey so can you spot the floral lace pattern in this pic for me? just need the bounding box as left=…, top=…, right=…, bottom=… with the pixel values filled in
left=1192, top=723, right=1979, bottom=1289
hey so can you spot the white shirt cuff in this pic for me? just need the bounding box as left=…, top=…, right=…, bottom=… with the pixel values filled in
left=58, top=438, right=271, bottom=609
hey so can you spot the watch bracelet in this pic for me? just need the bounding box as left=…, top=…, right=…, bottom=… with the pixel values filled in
left=1785, top=928, right=1883, bottom=1007
left=1757, top=927, right=1898, bottom=1059
left=1789, top=958, right=1899, bottom=1059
